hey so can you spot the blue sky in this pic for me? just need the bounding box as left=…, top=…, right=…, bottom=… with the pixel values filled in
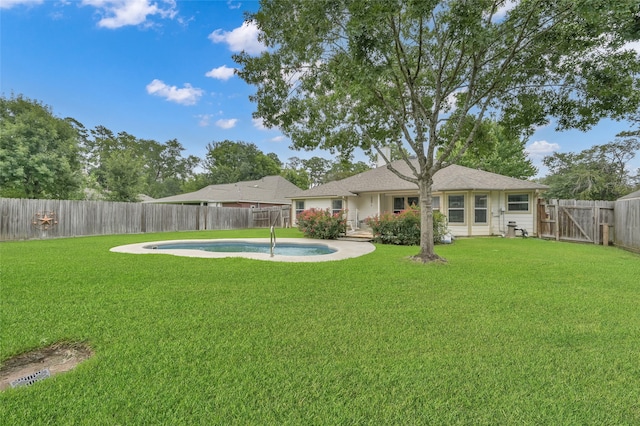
left=1, top=0, right=638, bottom=176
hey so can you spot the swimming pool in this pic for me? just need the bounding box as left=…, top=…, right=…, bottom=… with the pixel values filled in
left=147, top=241, right=336, bottom=256
left=110, top=238, right=375, bottom=262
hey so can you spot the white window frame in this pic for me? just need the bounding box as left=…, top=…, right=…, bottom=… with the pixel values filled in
left=393, top=197, right=405, bottom=214
left=331, top=199, right=343, bottom=215
left=432, top=196, right=440, bottom=211
left=295, top=200, right=305, bottom=216
left=507, top=194, right=529, bottom=212
left=447, top=194, right=465, bottom=224
left=474, top=194, right=488, bottom=224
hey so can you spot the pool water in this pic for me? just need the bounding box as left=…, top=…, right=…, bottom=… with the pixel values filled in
left=146, top=241, right=337, bottom=256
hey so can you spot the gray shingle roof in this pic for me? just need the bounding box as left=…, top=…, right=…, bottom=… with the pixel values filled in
left=290, top=160, right=548, bottom=198
left=145, top=175, right=301, bottom=205
left=618, top=189, right=640, bottom=200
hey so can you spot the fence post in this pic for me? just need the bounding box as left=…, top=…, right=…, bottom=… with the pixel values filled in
left=553, top=201, right=560, bottom=241
left=594, top=206, right=599, bottom=245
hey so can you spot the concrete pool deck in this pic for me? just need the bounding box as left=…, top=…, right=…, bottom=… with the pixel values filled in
left=110, top=238, right=376, bottom=262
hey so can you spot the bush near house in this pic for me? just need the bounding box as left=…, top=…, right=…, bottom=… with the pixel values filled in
left=366, top=207, right=448, bottom=245
left=297, top=208, right=347, bottom=239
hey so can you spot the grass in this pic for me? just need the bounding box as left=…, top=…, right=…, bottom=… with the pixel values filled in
left=1, top=228, right=639, bottom=424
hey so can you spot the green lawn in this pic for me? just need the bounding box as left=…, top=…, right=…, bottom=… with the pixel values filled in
left=1, top=229, right=639, bottom=424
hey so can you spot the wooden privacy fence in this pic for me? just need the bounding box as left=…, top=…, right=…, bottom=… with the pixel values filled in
left=0, top=198, right=290, bottom=241
left=614, top=195, right=640, bottom=253
left=537, top=199, right=615, bottom=245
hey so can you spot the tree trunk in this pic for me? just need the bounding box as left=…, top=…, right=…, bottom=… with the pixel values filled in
left=413, top=177, right=446, bottom=263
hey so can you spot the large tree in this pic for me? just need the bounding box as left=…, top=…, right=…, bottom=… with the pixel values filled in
left=138, top=138, right=200, bottom=198
left=282, top=157, right=311, bottom=189
left=0, top=94, right=84, bottom=199
left=237, top=0, right=640, bottom=262
left=81, top=126, right=200, bottom=199
left=542, top=134, right=640, bottom=200
left=103, top=149, right=146, bottom=202
left=203, top=140, right=282, bottom=184
left=445, top=119, right=537, bottom=179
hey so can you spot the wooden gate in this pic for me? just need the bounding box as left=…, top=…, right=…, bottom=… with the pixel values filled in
left=537, top=199, right=615, bottom=245
left=251, top=206, right=290, bottom=228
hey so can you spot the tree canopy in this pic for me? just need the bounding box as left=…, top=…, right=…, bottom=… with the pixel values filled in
left=202, top=140, right=282, bottom=184
left=445, top=119, right=537, bottom=179
left=236, top=0, right=640, bottom=262
left=0, top=94, right=83, bottom=199
left=542, top=132, right=640, bottom=200
left=0, top=94, right=202, bottom=201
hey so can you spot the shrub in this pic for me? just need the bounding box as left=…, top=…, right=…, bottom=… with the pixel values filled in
left=297, top=208, right=347, bottom=239
left=366, top=207, right=449, bottom=245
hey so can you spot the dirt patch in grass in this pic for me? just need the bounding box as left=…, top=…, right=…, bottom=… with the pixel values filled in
left=0, top=342, right=93, bottom=391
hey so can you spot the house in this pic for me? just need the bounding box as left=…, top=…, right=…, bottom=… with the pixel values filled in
left=289, top=160, right=549, bottom=237
left=618, top=189, right=640, bottom=200
left=145, top=175, right=301, bottom=208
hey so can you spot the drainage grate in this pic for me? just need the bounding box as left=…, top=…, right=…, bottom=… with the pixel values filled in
left=10, top=369, right=51, bottom=389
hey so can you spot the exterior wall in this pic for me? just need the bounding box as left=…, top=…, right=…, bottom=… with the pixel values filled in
left=296, top=189, right=539, bottom=237
left=502, top=191, right=537, bottom=236
left=348, top=194, right=384, bottom=227
left=290, top=198, right=333, bottom=224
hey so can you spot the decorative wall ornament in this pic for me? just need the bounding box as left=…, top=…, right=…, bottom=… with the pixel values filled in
left=32, top=211, right=58, bottom=231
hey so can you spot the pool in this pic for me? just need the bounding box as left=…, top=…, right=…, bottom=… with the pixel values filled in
left=147, top=241, right=336, bottom=256
left=110, top=238, right=375, bottom=262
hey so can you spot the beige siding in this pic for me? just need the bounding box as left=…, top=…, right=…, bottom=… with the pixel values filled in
left=297, top=189, right=539, bottom=237
left=346, top=195, right=380, bottom=227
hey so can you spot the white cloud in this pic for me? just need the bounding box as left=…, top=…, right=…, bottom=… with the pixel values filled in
left=197, top=114, right=213, bottom=127
left=270, top=135, right=286, bottom=142
left=209, top=21, right=265, bottom=55
left=526, top=140, right=560, bottom=159
left=146, top=79, right=203, bottom=105
left=492, top=0, right=519, bottom=21
left=0, top=0, right=44, bottom=8
left=226, top=0, right=241, bottom=10
left=621, top=40, right=640, bottom=55
left=81, top=0, right=177, bottom=29
left=205, top=65, right=236, bottom=81
left=215, top=118, right=238, bottom=129
left=252, top=117, right=268, bottom=130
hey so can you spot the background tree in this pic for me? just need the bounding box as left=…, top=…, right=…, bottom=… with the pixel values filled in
left=237, top=0, right=640, bottom=262
left=324, top=155, right=371, bottom=182
left=202, top=140, right=282, bottom=184
left=0, top=94, right=84, bottom=199
left=82, top=126, right=200, bottom=199
left=444, top=119, right=537, bottom=179
left=138, top=138, right=200, bottom=199
left=542, top=134, right=640, bottom=200
left=281, top=157, right=311, bottom=189
left=301, top=156, right=332, bottom=187
left=102, top=150, right=145, bottom=202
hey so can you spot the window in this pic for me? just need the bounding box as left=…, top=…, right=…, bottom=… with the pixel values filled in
left=448, top=195, right=465, bottom=223
left=507, top=194, right=529, bottom=212
left=432, top=196, right=440, bottom=211
left=393, top=197, right=405, bottom=214
left=394, top=196, right=420, bottom=213
left=295, top=200, right=305, bottom=216
left=474, top=195, right=488, bottom=223
left=332, top=199, right=343, bottom=215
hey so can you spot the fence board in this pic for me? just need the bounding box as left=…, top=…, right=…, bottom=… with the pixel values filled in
left=537, top=199, right=615, bottom=245
left=614, top=197, right=640, bottom=253
left=0, top=199, right=290, bottom=241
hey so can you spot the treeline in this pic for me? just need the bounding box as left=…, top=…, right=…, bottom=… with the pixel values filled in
left=2, top=94, right=637, bottom=202
left=0, top=94, right=369, bottom=201
left=540, top=133, right=640, bottom=201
